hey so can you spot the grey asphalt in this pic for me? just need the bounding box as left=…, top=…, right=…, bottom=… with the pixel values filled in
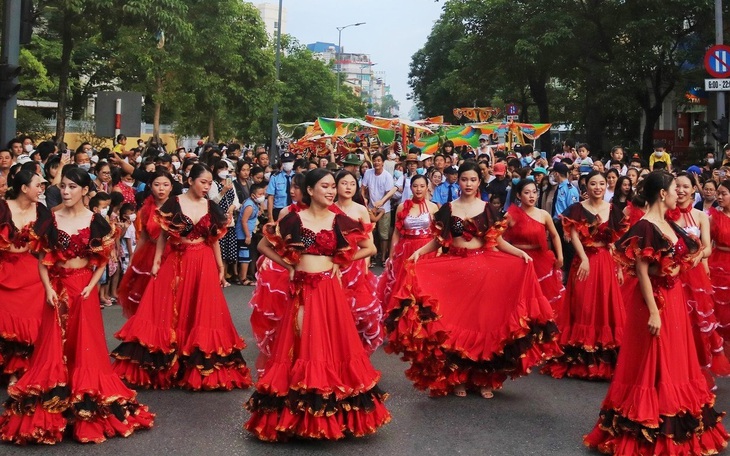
left=1, top=272, right=729, bottom=455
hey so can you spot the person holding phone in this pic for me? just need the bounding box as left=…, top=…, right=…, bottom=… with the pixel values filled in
left=209, top=160, right=239, bottom=286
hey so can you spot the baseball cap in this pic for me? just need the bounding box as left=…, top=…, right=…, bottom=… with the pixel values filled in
left=444, top=165, right=458, bottom=175
left=687, top=165, right=702, bottom=175
left=479, top=134, right=489, bottom=141
left=462, top=151, right=476, bottom=160
left=280, top=151, right=295, bottom=163
left=493, top=162, right=507, bottom=176
left=533, top=166, right=548, bottom=175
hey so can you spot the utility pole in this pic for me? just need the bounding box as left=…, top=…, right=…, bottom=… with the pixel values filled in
left=0, top=0, right=21, bottom=146
left=269, top=0, right=283, bottom=164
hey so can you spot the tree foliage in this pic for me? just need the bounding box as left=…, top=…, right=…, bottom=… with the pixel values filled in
left=411, top=0, right=718, bottom=154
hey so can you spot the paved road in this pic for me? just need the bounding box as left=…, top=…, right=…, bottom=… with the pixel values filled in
left=2, top=272, right=729, bottom=455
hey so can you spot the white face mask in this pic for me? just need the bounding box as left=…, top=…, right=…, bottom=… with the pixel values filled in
left=172, top=161, right=181, bottom=170
left=254, top=195, right=265, bottom=204
left=100, top=207, right=109, bottom=217
left=79, top=163, right=91, bottom=171
left=128, top=213, right=137, bottom=223
left=135, top=156, right=143, bottom=164
left=653, top=151, right=664, bottom=158
left=282, top=162, right=294, bottom=172
left=708, top=158, right=715, bottom=165
left=264, top=172, right=272, bottom=181
left=218, top=172, right=229, bottom=180
left=123, top=180, right=134, bottom=187
left=23, top=144, right=33, bottom=153
left=387, top=153, right=396, bottom=160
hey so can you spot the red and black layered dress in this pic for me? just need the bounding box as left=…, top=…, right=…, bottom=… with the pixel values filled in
left=385, top=202, right=561, bottom=396
left=330, top=204, right=383, bottom=355
left=0, top=212, right=154, bottom=444
left=111, top=197, right=252, bottom=391
left=248, top=203, right=306, bottom=375
left=245, top=211, right=391, bottom=441
left=710, top=207, right=730, bottom=354
left=376, top=199, right=435, bottom=317
left=542, top=203, right=628, bottom=380
left=0, top=200, right=48, bottom=381
left=117, top=196, right=164, bottom=318
left=503, top=204, right=565, bottom=310
left=585, top=219, right=729, bottom=455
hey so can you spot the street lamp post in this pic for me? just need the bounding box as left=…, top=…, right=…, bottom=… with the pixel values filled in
left=336, top=22, right=365, bottom=116
left=269, top=0, right=283, bottom=164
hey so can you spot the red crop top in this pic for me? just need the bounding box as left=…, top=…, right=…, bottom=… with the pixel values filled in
left=561, top=203, right=628, bottom=248
left=264, top=211, right=370, bottom=265
left=432, top=202, right=505, bottom=249
left=156, top=196, right=227, bottom=244
left=503, top=205, right=548, bottom=250
left=41, top=213, right=115, bottom=268
left=0, top=199, right=54, bottom=253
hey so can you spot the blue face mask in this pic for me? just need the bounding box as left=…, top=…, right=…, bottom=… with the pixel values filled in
left=512, top=178, right=520, bottom=185
left=393, top=170, right=403, bottom=180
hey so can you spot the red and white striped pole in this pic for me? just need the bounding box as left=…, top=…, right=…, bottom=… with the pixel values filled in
left=114, top=98, right=122, bottom=138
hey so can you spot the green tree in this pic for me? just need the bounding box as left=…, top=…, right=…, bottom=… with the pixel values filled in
left=171, top=0, right=275, bottom=141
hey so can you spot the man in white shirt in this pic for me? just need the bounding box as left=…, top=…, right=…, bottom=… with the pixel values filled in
left=361, top=152, right=397, bottom=265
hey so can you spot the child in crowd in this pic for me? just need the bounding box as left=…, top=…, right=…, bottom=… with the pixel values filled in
left=119, top=202, right=137, bottom=275
left=236, top=183, right=266, bottom=286
left=89, top=192, right=114, bottom=307
left=575, top=143, right=594, bottom=175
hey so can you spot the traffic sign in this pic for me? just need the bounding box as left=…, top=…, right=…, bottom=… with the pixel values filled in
left=506, top=103, right=518, bottom=116
left=706, top=78, right=730, bottom=91
left=705, top=44, right=730, bottom=78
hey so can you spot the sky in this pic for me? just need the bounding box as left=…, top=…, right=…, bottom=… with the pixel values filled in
left=282, top=0, right=444, bottom=118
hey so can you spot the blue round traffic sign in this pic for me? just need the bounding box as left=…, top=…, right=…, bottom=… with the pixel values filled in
left=705, top=44, right=730, bottom=78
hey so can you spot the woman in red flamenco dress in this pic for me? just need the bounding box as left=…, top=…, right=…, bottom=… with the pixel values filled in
left=117, top=169, right=172, bottom=318
left=0, top=171, right=51, bottom=385
left=672, top=173, right=730, bottom=390
left=245, top=169, right=390, bottom=441
left=111, top=164, right=251, bottom=391
left=585, top=171, right=729, bottom=456
left=503, top=179, right=565, bottom=312
left=709, top=179, right=730, bottom=355
left=248, top=173, right=306, bottom=375
left=385, top=162, right=561, bottom=399
left=332, top=170, right=384, bottom=354
left=542, top=171, right=628, bottom=381
left=0, top=168, right=154, bottom=444
left=377, top=174, right=438, bottom=317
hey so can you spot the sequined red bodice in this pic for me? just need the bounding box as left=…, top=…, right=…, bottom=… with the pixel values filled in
left=56, top=227, right=91, bottom=260
left=450, top=215, right=480, bottom=240
left=180, top=213, right=212, bottom=241
left=10, top=222, right=33, bottom=249
left=301, top=226, right=337, bottom=256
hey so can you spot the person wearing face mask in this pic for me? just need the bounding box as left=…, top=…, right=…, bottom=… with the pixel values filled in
left=209, top=160, right=240, bottom=286
left=648, top=140, right=672, bottom=172
left=384, top=145, right=398, bottom=175
left=266, top=151, right=296, bottom=222
left=111, top=167, right=137, bottom=205
left=73, top=149, right=93, bottom=175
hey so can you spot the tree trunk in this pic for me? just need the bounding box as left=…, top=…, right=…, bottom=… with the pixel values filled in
left=55, top=19, right=73, bottom=147
left=641, top=104, right=663, bottom=156
left=528, top=73, right=551, bottom=153
left=208, top=115, right=215, bottom=143
left=153, top=74, right=162, bottom=141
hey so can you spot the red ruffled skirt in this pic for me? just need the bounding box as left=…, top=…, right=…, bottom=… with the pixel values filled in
left=0, top=267, right=154, bottom=444
left=245, top=270, right=390, bottom=441
left=524, top=248, right=565, bottom=311
left=249, top=257, right=291, bottom=375
left=385, top=249, right=561, bottom=397
left=710, top=249, right=730, bottom=354
left=584, top=276, right=729, bottom=455
left=0, top=251, right=45, bottom=379
left=682, top=265, right=730, bottom=391
left=117, top=239, right=160, bottom=318
left=542, top=247, right=625, bottom=380
left=340, top=258, right=383, bottom=355
left=376, top=234, right=433, bottom=315
left=111, top=242, right=252, bottom=391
